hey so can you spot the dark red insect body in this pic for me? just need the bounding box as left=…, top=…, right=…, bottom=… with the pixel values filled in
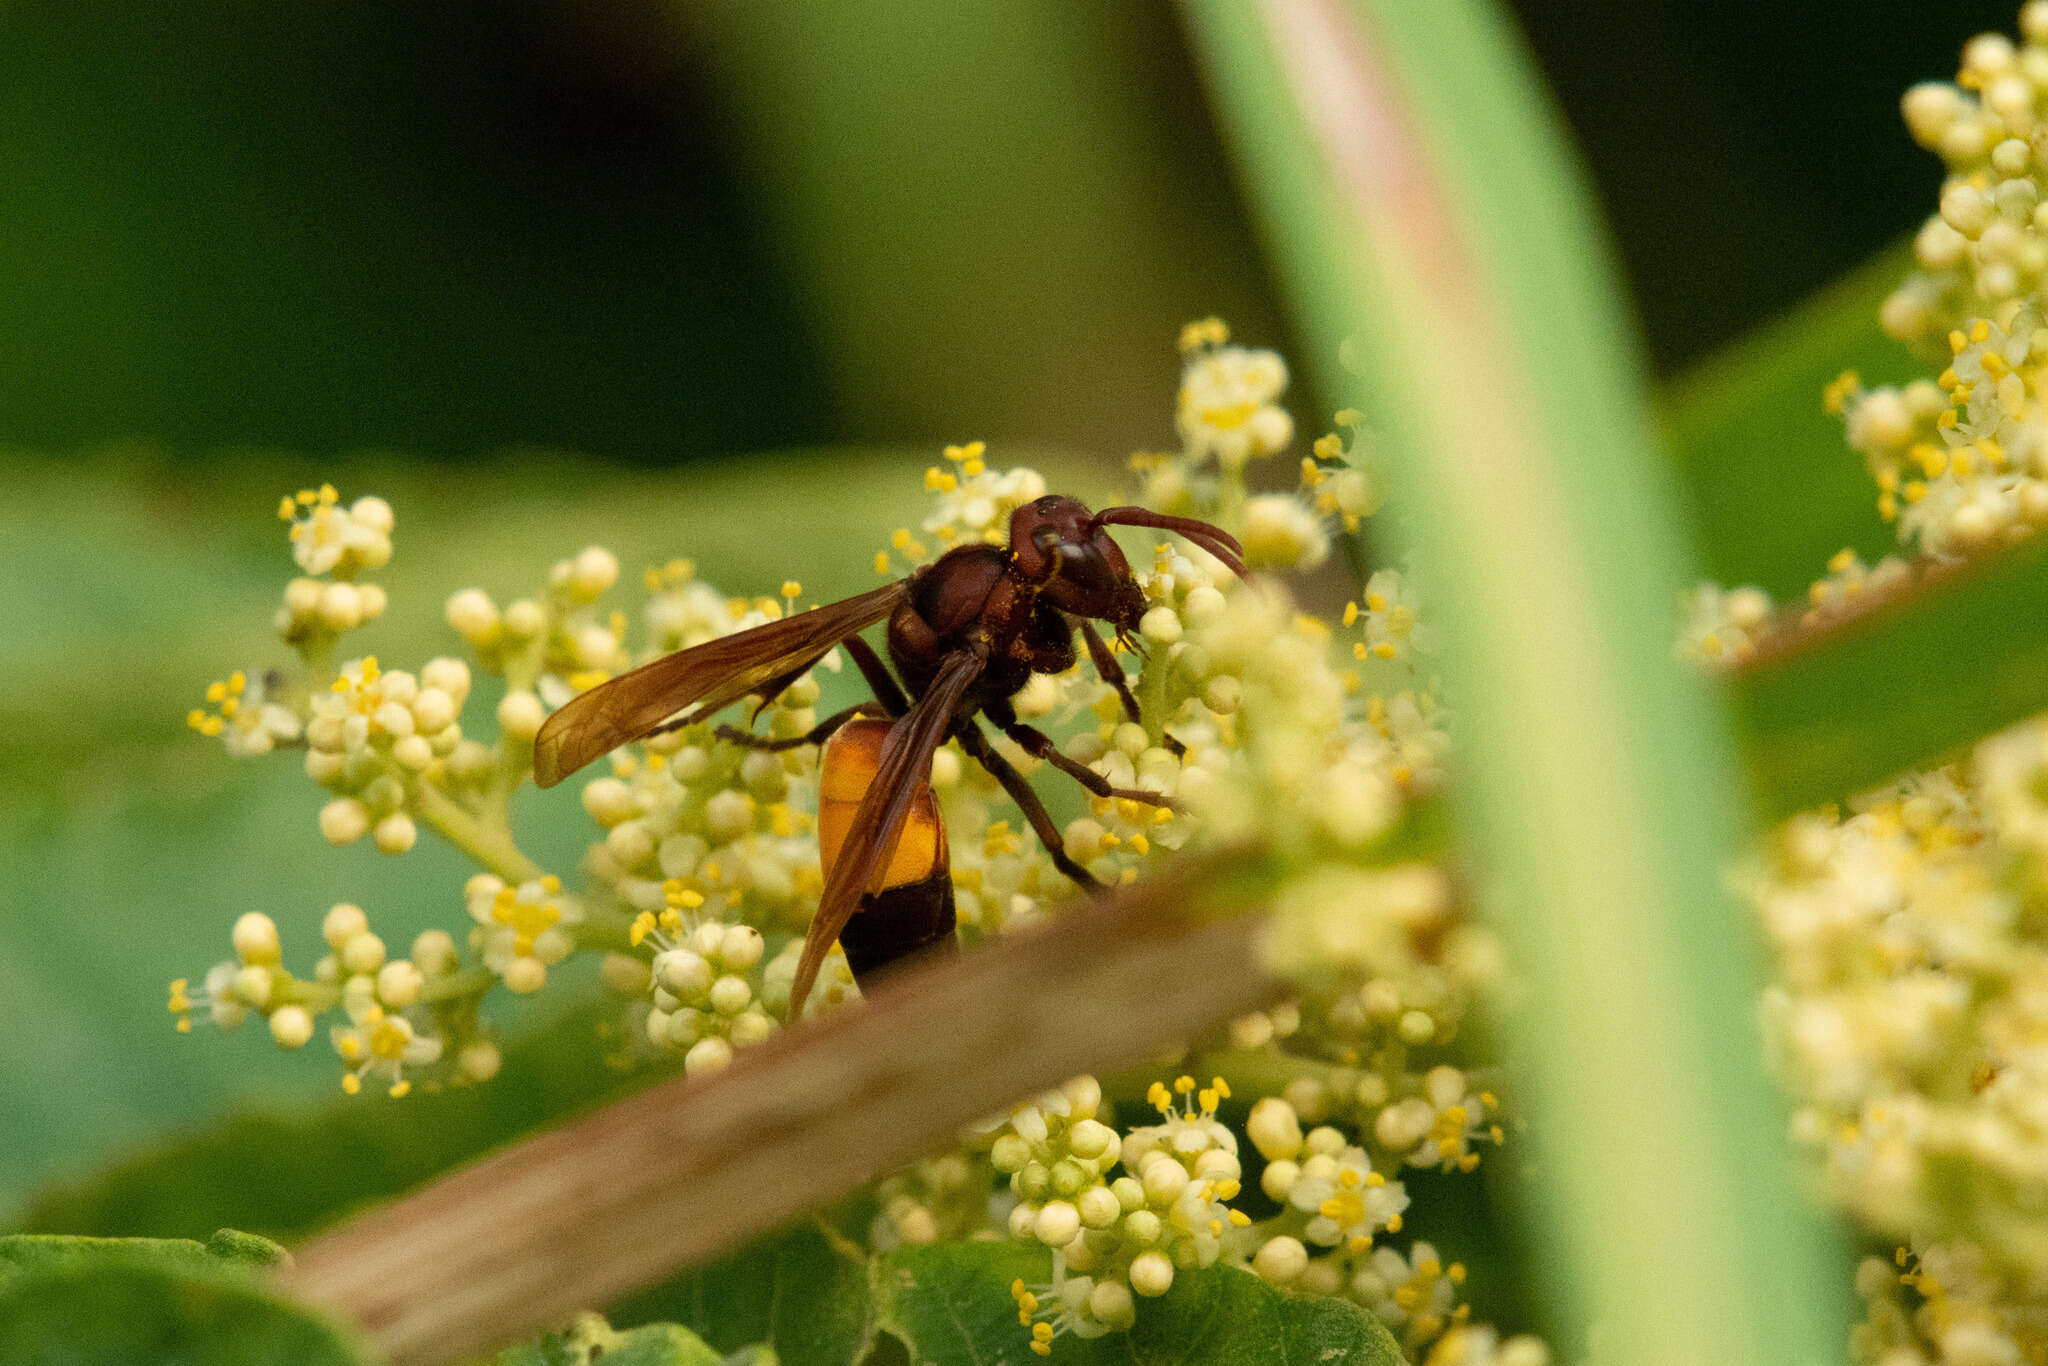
left=534, top=495, right=1246, bottom=1016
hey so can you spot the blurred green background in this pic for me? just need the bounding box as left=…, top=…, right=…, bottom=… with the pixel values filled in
left=0, top=0, right=2016, bottom=1232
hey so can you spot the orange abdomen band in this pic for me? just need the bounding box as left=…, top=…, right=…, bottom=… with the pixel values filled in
left=818, top=718, right=949, bottom=897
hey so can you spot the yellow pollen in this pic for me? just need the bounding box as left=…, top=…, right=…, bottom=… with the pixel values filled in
left=341, top=1073, right=362, bottom=1095
left=1972, top=320, right=1992, bottom=343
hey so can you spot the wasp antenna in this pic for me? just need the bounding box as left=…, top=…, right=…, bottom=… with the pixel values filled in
left=1092, top=507, right=1249, bottom=582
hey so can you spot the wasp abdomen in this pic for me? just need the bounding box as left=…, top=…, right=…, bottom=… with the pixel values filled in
left=818, top=718, right=956, bottom=985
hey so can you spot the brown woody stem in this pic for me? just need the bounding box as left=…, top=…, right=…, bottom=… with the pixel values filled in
left=283, top=850, right=1281, bottom=1365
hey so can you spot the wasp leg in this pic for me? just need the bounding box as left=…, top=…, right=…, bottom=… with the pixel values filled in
left=955, top=724, right=1106, bottom=894
left=843, top=636, right=911, bottom=718
left=715, top=702, right=881, bottom=752
left=1079, top=620, right=1184, bottom=757
left=999, top=721, right=1178, bottom=810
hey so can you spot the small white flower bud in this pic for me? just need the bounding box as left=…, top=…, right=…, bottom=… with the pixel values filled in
left=1141, top=1156, right=1189, bottom=1203
left=390, top=735, right=433, bottom=771
left=323, top=903, right=368, bottom=950
left=502, top=956, right=547, bottom=994
left=497, top=690, right=545, bottom=740
left=704, top=789, right=754, bottom=840
left=646, top=1007, right=674, bottom=1048
left=730, top=1010, right=776, bottom=1047
left=1129, top=1250, right=1175, bottom=1297
left=1253, top=1235, right=1308, bottom=1284
left=374, top=813, right=418, bottom=856
left=411, top=929, right=458, bottom=977
left=1034, top=1200, right=1081, bottom=1247
left=1077, top=1185, right=1120, bottom=1228
left=1261, top=1158, right=1300, bottom=1202
left=582, top=777, right=637, bottom=827
left=421, top=655, right=470, bottom=700
left=720, top=924, right=765, bottom=969
left=991, top=1135, right=1032, bottom=1174
left=283, top=577, right=324, bottom=618
left=269, top=1005, right=313, bottom=1050
left=569, top=546, right=619, bottom=600
left=1942, top=182, right=1994, bottom=238
left=1008, top=1202, right=1039, bottom=1241
left=499, top=598, right=543, bottom=638
left=684, top=1036, right=734, bottom=1076
left=376, top=960, right=423, bottom=1008
left=408, top=687, right=457, bottom=735
left=232, top=912, right=282, bottom=965
left=318, top=582, right=363, bottom=632
left=1139, top=606, right=1183, bottom=645
left=459, top=1040, right=501, bottom=1082
left=1398, top=1009, right=1437, bottom=1044
left=357, top=583, right=388, bottom=621
left=319, top=798, right=371, bottom=846
left=655, top=949, right=713, bottom=998
left=572, top=624, right=616, bottom=671
left=349, top=495, right=395, bottom=535
left=606, top=819, right=655, bottom=870
left=341, top=932, right=387, bottom=975
left=1068, top=1118, right=1115, bottom=1161
left=1247, top=1097, right=1304, bottom=1161
left=709, top=974, right=753, bottom=1016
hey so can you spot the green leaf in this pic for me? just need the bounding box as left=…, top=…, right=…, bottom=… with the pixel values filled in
left=1732, top=539, right=2048, bottom=814
left=0, top=1231, right=362, bottom=1366
left=1659, top=243, right=1917, bottom=598
left=13, top=996, right=636, bottom=1241
left=1179, top=2, right=1849, bottom=1365
left=493, top=1313, right=723, bottom=1366
left=4, top=444, right=1087, bottom=1221
left=607, top=1222, right=872, bottom=1366
left=874, top=1241, right=1399, bottom=1366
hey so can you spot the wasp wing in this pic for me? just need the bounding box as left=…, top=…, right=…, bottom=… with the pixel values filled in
left=787, top=640, right=987, bottom=1017
left=532, top=580, right=909, bottom=788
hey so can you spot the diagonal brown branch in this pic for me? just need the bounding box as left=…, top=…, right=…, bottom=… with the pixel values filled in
left=282, top=852, right=1282, bottom=1365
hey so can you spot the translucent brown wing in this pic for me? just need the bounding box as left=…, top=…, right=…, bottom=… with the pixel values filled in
left=532, top=580, right=910, bottom=788
left=786, top=640, right=987, bottom=1018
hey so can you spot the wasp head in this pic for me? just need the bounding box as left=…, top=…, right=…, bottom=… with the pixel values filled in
left=1008, top=495, right=1146, bottom=631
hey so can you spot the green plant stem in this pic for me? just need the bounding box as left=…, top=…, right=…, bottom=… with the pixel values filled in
left=412, top=782, right=543, bottom=884
left=1180, top=2, right=1848, bottom=1363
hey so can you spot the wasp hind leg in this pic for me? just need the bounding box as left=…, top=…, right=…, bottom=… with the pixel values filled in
left=715, top=702, right=882, bottom=752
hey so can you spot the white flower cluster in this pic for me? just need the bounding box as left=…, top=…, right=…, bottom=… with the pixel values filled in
left=170, top=903, right=499, bottom=1097
left=1737, top=726, right=2048, bottom=1365
left=1000, top=1076, right=1251, bottom=1356
left=1824, top=5, right=2048, bottom=562
left=307, top=655, right=475, bottom=856
left=1175, top=318, right=1295, bottom=471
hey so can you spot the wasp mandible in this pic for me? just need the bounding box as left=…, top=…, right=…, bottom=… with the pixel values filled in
left=534, top=496, right=1247, bottom=1016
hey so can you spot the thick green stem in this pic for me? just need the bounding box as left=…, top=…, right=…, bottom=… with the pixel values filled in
left=412, top=782, right=544, bottom=884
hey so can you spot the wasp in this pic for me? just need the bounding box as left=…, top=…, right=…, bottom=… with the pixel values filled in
left=534, top=496, right=1246, bottom=1016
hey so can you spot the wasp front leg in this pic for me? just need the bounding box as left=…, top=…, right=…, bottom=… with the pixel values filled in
left=1079, top=620, right=1185, bottom=757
